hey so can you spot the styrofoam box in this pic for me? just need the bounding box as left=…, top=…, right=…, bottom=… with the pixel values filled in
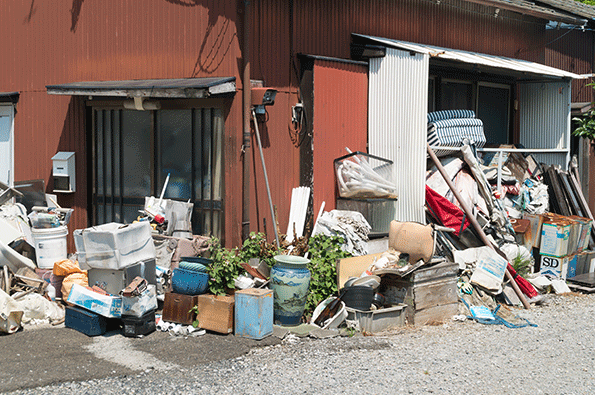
left=67, top=283, right=122, bottom=318
left=74, top=222, right=156, bottom=270
left=346, top=304, right=406, bottom=333
left=122, top=285, right=157, bottom=318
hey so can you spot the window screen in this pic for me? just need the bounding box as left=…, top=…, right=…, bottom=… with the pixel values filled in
left=93, top=107, right=224, bottom=238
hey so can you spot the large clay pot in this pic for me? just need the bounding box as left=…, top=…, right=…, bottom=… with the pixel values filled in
left=270, top=255, right=311, bottom=326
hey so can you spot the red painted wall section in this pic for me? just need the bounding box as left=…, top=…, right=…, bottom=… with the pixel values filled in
left=312, top=60, right=368, bottom=214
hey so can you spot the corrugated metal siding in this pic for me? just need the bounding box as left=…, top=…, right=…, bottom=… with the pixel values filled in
left=312, top=60, right=368, bottom=215
left=249, top=92, right=301, bottom=239
left=369, top=48, right=428, bottom=226
left=545, top=30, right=594, bottom=104
left=291, top=0, right=544, bottom=62
left=1, top=0, right=584, bottom=248
left=519, top=81, right=571, bottom=168
left=1, top=0, right=247, bottom=248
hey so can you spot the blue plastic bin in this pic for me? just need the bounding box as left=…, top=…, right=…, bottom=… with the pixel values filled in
left=171, top=268, right=209, bottom=295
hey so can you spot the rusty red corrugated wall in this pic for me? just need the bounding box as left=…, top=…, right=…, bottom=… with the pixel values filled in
left=312, top=60, right=368, bottom=214
left=1, top=0, right=582, bottom=249
left=545, top=29, right=595, bottom=103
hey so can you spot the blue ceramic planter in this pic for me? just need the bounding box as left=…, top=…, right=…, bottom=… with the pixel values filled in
left=270, top=255, right=311, bottom=326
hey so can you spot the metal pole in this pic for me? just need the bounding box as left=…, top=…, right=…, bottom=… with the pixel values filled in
left=252, top=110, right=280, bottom=249
left=427, top=143, right=530, bottom=309
left=241, top=0, right=252, bottom=241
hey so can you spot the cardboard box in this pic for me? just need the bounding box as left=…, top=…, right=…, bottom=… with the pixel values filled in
left=540, top=220, right=571, bottom=257
left=539, top=254, right=570, bottom=279
left=67, top=283, right=122, bottom=318
left=197, top=294, right=235, bottom=334
left=566, top=254, right=579, bottom=279
left=569, top=216, right=593, bottom=253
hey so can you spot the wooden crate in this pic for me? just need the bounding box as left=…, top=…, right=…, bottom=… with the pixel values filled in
left=197, top=294, right=235, bottom=334
left=162, top=292, right=199, bottom=325
left=378, top=260, right=459, bottom=326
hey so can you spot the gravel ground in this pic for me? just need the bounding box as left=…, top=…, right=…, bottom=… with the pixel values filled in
left=7, top=293, right=595, bottom=395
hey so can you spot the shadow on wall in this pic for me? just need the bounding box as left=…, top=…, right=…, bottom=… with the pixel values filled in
left=52, top=97, right=87, bottom=251
left=69, top=0, right=238, bottom=76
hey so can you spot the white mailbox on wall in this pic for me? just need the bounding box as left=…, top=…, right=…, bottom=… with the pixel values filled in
left=52, top=152, right=75, bottom=193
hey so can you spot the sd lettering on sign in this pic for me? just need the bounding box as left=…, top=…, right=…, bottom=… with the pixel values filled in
left=539, top=254, right=569, bottom=279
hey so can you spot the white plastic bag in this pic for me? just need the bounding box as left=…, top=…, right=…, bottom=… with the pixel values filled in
left=16, top=293, right=64, bottom=324
left=456, top=246, right=507, bottom=293
left=0, top=289, right=23, bottom=333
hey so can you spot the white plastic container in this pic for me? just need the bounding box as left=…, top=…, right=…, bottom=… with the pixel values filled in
left=311, top=297, right=348, bottom=330
left=75, top=222, right=155, bottom=270
left=32, top=226, right=68, bottom=269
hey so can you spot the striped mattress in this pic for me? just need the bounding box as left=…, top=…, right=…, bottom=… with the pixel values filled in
left=427, top=110, right=486, bottom=157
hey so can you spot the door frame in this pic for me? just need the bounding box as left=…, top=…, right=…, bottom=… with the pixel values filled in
left=0, top=104, right=15, bottom=186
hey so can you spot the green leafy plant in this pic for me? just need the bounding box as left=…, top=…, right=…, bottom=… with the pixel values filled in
left=512, top=253, right=533, bottom=279
left=573, top=86, right=595, bottom=142
left=189, top=305, right=200, bottom=328
left=206, top=238, right=243, bottom=296
left=304, top=234, right=352, bottom=315
left=238, top=232, right=278, bottom=267
left=206, top=232, right=277, bottom=296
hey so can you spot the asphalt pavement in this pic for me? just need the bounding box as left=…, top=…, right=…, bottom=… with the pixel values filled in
left=0, top=323, right=280, bottom=393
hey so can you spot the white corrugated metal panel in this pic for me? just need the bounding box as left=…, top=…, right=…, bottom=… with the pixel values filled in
left=355, top=34, right=584, bottom=80
left=519, top=81, right=571, bottom=168
left=369, top=47, right=428, bottom=227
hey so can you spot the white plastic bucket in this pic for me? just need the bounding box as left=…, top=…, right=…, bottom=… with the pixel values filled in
left=32, top=226, right=68, bottom=269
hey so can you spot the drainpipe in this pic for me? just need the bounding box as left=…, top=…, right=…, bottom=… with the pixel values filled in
left=241, top=0, right=251, bottom=242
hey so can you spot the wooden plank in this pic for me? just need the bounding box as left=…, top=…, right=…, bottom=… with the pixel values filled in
left=559, top=171, right=583, bottom=217
left=552, top=168, right=572, bottom=216
left=413, top=303, right=459, bottom=326
left=411, top=261, right=459, bottom=283
left=567, top=283, right=595, bottom=293
left=412, top=280, right=458, bottom=311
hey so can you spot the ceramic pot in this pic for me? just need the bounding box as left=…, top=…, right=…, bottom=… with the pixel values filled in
left=270, top=255, right=311, bottom=326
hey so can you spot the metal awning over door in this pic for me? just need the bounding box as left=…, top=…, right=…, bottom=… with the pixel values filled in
left=46, top=77, right=236, bottom=98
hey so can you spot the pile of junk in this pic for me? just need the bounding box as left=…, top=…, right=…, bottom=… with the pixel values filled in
left=2, top=108, right=595, bottom=338
left=312, top=110, right=595, bottom=334
left=0, top=178, right=212, bottom=337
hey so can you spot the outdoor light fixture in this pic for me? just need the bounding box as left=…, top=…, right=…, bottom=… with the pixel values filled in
left=251, top=88, right=277, bottom=115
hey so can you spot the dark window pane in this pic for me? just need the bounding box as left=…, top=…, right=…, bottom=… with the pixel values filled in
left=477, top=85, right=510, bottom=145
left=158, top=110, right=192, bottom=200
left=96, top=110, right=104, bottom=196
left=122, top=111, right=152, bottom=197
left=440, top=81, right=472, bottom=110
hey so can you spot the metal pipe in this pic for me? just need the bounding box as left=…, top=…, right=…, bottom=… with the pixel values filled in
left=252, top=110, right=280, bottom=250
left=241, top=0, right=252, bottom=242
left=427, top=143, right=530, bottom=309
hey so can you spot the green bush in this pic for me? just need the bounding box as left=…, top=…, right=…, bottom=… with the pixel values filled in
left=304, top=234, right=352, bottom=315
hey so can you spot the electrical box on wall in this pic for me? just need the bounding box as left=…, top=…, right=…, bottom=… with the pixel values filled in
left=51, top=152, right=75, bottom=193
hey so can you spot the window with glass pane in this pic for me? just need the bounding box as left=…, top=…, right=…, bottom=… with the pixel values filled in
left=93, top=107, right=223, bottom=239
left=440, top=81, right=473, bottom=110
